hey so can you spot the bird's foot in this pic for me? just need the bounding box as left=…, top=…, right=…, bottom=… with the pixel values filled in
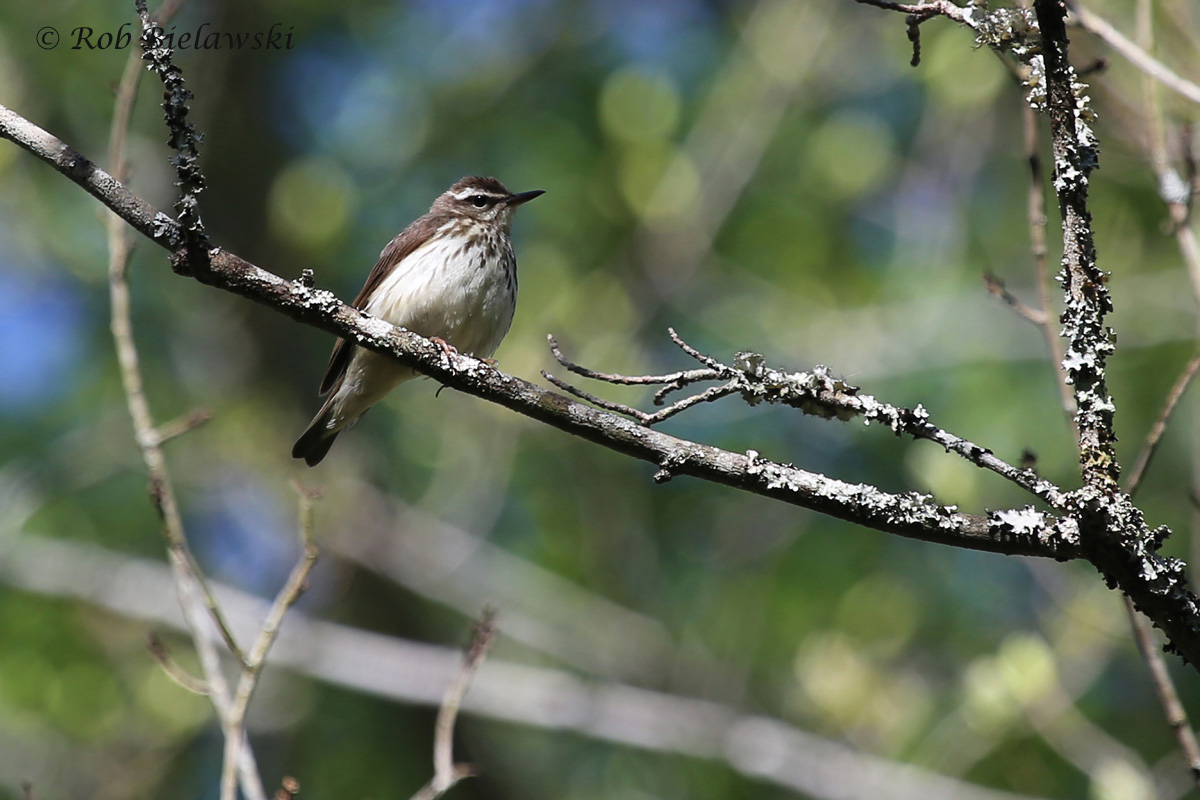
left=430, top=337, right=458, bottom=358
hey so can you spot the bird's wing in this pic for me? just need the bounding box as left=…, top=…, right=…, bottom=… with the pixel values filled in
left=318, top=215, right=448, bottom=396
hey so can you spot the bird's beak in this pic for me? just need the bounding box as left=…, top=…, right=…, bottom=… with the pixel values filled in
left=504, top=189, right=545, bottom=207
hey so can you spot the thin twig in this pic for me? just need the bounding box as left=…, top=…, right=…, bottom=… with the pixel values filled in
left=1130, top=0, right=1200, bottom=302
left=645, top=382, right=742, bottom=424
left=1125, top=596, right=1200, bottom=784
left=548, top=335, right=718, bottom=388
left=542, top=370, right=657, bottom=424
left=1021, top=103, right=1077, bottom=422
left=410, top=609, right=498, bottom=800
left=548, top=334, right=727, bottom=408
left=150, top=407, right=212, bottom=446
left=107, top=0, right=247, bottom=670
left=543, top=367, right=741, bottom=427
left=220, top=485, right=320, bottom=800
left=668, top=327, right=726, bottom=370
left=110, top=5, right=267, bottom=800
left=1122, top=329, right=1200, bottom=492
left=147, top=633, right=210, bottom=694
left=1118, top=7, right=1200, bottom=777
left=984, top=271, right=1048, bottom=326
left=1067, top=0, right=1200, bottom=109
left=553, top=330, right=1070, bottom=508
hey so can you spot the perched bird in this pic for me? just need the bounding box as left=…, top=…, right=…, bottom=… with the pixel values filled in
left=292, top=176, right=543, bottom=466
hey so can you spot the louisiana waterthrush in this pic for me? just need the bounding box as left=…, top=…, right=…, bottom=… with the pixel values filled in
left=293, top=176, right=543, bottom=466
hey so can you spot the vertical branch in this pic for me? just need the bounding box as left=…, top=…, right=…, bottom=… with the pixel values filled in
left=1033, top=0, right=1116, bottom=489
left=134, top=0, right=209, bottom=270
left=113, top=0, right=244, bottom=666
left=111, top=3, right=263, bottom=800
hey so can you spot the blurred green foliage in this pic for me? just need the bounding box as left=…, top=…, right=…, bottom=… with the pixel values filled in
left=2, top=0, right=1200, bottom=798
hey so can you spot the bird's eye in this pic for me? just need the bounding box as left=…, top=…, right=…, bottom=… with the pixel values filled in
left=469, top=195, right=489, bottom=208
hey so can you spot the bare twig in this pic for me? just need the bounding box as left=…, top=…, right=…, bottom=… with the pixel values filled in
left=548, top=335, right=718, bottom=391
left=1067, top=1, right=1200, bottom=109
left=106, top=0, right=247, bottom=670
left=1120, top=8, right=1200, bottom=779
left=108, top=6, right=267, bottom=800
left=984, top=271, right=1048, bottom=326
left=1129, top=0, right=1200, bottom=303
left=220, top=485, right=320, bottom=800
left=1126, top=351, right=1200, bottom=497
left=550, top=331, right=1070, bottom=508
left=150, top=407, right=212, bottom=446
left=146, top=633, right=210, bottom=694
left=410, top=610, right=498, bottom=800
left=668, top=327, right=727, bottom=370
left=1125, top=596, right=1200, bottom=784
left=542, top=369, right=741, bottom=427
left=1022, top=102, right=1076, bottom=421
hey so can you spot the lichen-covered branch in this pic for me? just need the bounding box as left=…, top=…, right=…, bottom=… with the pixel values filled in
left=1026, top=0, right=1200, bottom=669
left=0, top=101, right=1081, bottom=561
left=1032, top=0, right=1114, bottom=490
left=549, top=330, right=1068, bottom=508
left=135, top=0, right=207, bottom=258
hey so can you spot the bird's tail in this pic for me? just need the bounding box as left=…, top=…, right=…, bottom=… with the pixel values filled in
left=292, top=400, right=340, bottom=467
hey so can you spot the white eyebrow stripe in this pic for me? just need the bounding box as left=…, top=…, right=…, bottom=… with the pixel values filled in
left=450, top=188, right=506, bottom=200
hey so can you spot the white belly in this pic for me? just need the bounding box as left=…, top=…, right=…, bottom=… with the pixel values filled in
left=327, top=228, right=517, bottom=429
left=365, top=229, right=516, bottom=358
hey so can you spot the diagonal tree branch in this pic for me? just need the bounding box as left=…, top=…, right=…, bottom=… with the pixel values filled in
left=0, top=101, right=1082, bottom=561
